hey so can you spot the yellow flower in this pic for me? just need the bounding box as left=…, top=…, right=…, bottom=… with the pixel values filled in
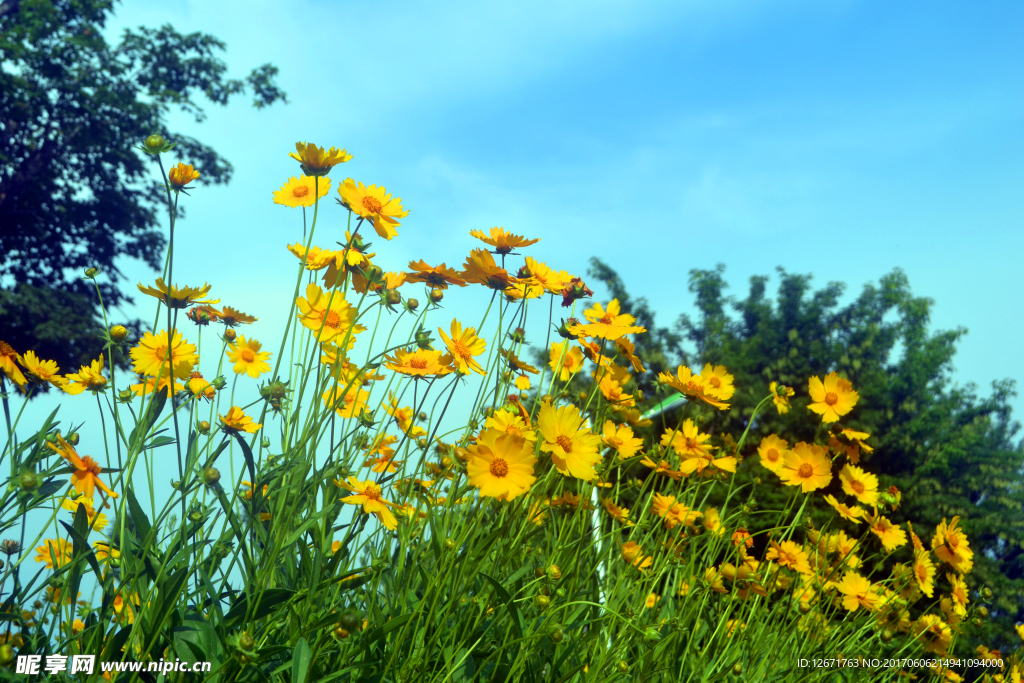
left=219, top=406, right=262, bottom=434
left=273, top=175, right=331, bottom=208
left=615, top=336, right=645, bottom=373
left=18, top=350, right=66, bottom=389
left=461, top=249, right=514, bottom=290
left=569, top=299, right=645, bottom=341
left=867, top=512, right=907, bottom=552
left=766, top=540, right=812, bottom=575
left=931, top=516, right=973, bottom=574
left=0, top=340, right=27, bottom=390
left=520, top=257, right=571, bottom=295
left=465, top=429, right=537, bottom=501
left=129, top=330, right=197, bottom=394
left=438, top=320, right=486, bottom=375
left=705, top=566, right=727, bottom=593
left=47, top=434, right=118, bottom=499
left=703, top=507, right=723, bottom=534
left=167, top=162, right=200, bottom=190
left=92, top=541, right=120, bottom=564
left=602, top=498, right=632, bottom=525
left=699, top=364, right=735, bottom=402
left=322, top=382, right=370, bottom=419
left=756, top=434, right=789, bottom=475
left=650, top=493, right=700, bottom=529
left=112, top=592, right=140, bottom=625
left=384, top=348, right=453, bottom=378
left=914, top=614, right=952, bottom=655
left=62, top=356, right=108, bottom=395
left=137, top=278, right=217, bottom=309
left=831, top=428, right=873, bottom=463
left=288, top=243, right=337, bottom=271
left=657, top=364, right=730, bottom=410
left=807, top=372, right=859, bottom=423
left=537, top=402, right=603, bottom=480
left=644, top=593, right=660, bottom=610
left=62, top=497, right=107, bottom=533
left=469, top=227, right=540, bottom=254
left=338, top=178, right=410, bottom=240
left=501, top=349, right=538, bottom=375
left=548, top=341, right=584, bottom=382
left=621, top=541, right=652, bottom=572
left=823, top=494, right=864, bottom=523
left=35, top=539, right=72, bottom=569
left=838, top=464, right=879, bottom=506
left=289, top=142, right=352, bottom=176
left=227, top=336, right=272, bottom=378
left=484, top=407, right=536, bottom=443
left=661, top=419, right=713, bottom=458
left=296, top=283, right=366, bottom=346
left=769, top=381, right=794, bottom=414
left=909, top=550, right=936, bottom=598
left=514, top=375, right=530, bottom=391
left=835, top=572, right=881, bottom=612
left=338, top=477, right=397, bottom=530
left=601, top=421, right=643, bottom=460
left=405, top=260, right=467, bottom=289
left=129, top=374, right=183, bottom=397
left=779, top=442, right=832, bottom=493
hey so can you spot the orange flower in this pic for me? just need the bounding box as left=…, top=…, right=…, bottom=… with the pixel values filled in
left=501, top=349, right=538, bottom=375
left=469, top=227, right=540, bottom=254
left=289, top=142, right=352, bottom=176
left=621, top=541, right=652, bottom=572
left=460, top=249, right=514, bottom=290
left=219, top=406, right=262, bottom=434
left=438, top=320, right=486, bottom=375
left=219, top=306, right=258, bottom=327
left=384, top=348, right=453, bottom=378
left=167, top=162, right=200, bottom=190
left=47, top=434, right=118, bottom=499
left=0, top=340, right=27, bottom=390
left=405, top=261, right=467, bottom=289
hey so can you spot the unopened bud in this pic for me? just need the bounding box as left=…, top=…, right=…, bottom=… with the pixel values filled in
left=117, top=389, right=134, bottom=403
left=546, top=565, right=561, bottom=581
left=444, top=538, right=456, bottom=550
left=203, top=467, right=220, bottom=486
left=981, top=587, right=993, bottom=601
left=385, top=290, right=402, bottom=306
left=198, top=421, right=211, bottom=434
left=109, top=324, right=129, bottom=343
left=406, top=298, right=419, bottom=312
left=239, top=632, right=255, bottom=650
left=67, top=432, right=80, bottom=446
left=880, top=628, right=893, bottom=643
left=84, top=267, right=99, bottom=279
left=732, top=663, right=743, bottom=676
left=550, top=627, right=563, bottom=643
left=260, top=438, right=271, bottom=449
left=429, top=288, right=444, bottom=303
left=616, top=660, right=630, bottom=673
left=977, top=605, right=989, bottom=618
left=144, top=134, right=166, bottom=153
left=535, top=595, right=550, bottom=609
left=19, top=472, right=39, bottom=492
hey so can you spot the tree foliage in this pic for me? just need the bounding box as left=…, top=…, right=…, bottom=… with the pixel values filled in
left=589, top=258, right=1024, bottom=650
left=0, top=0, right=286, bottom=383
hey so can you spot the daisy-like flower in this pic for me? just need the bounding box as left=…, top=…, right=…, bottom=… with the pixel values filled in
left=615, top=336, right=645, bottom=373
left=288, top=243, right=337, bottom=271
left=219, top=306, right=258, bottom=327
left=757, top=434, right=789, bottom=475
left=129, top=329, right=197, bottom=391
left=779, top=442, right=832, bottom=492
left=0, top=340, right=27, bottom=390
left=438, top=320, right=486, bottom=375
left=296, top=283, right=366, bottom=346
left=338, top=178, right=410, bottom=240
left=469, top=227, right=540, bottom=254
left=322, top=383, right=369, bottom=419
left=823, top=494, right=865, bottom=523
left=537, top=402, right=603, bottom=480
left=699, top=364, right=735, bottom=402
left=598, top=375, right=634, bottom=410
left=384, top=348, right=453, bottom=378
left=514, top=375, right=530, bottom=391
left=661, top=419, right=713, bottom=458
left=621, top=541, right=652, bottom=572
left=657, top=364, right=730, bottom=410
left=832, top=429, right=873, bottom=465
left=186, top=372, right=216, bottom=401
left=47, top=434, right=118, bottom=499
left=650, top=493, right=701, bottom=528
left=931, top=517, right=973, bottom=574
left=838, top=464, right=879, bottom=506
left=227, top=336, right=271, bottom=378
left=520, top=257, right=571, bottom=295
left=405, top=261, right=467, bottom=289
left=35, top=539, right=72, bottom=570
left=138, top=278, right=218, bottom=309
left=61, top=497, right=107, bottom=533
left=602, top=498, right=632, bottom=525
left=835, top=572, right=881, bottom=612
left=770, top=381, right=795, bottom=414
left=946, top=573, right=969, bottom=617
left=569, top=299, right=645, bottom=341
left=465, top=429, right=537, bottom=501
left=168, top=162, right=200, bottom=190
left=62, top=356, right=108, bottom=395
left=484, top=407, right=537, bottom=443
left=18, top=351, right=66, bottom=389
left=601, top=421, right=643, bottom=460
left=461, top=249, right=514, bottom=290
left=289, top=142, right=352, bottom=177
left=867, top=512, right=907, bottom=552
left=913, top=550, right=936, bottom=598
left=273, top=175, right=331, bottom=208
left=219, top=406, right=262, bottom=434
left=338, top=477, right=397, bottom=530
left=914, top=614, right=952, bottom=655
left=766, top=540, right=812, bottom=575
left=501, top=349, right=538, bottom=375
left=129, top=374, right=183, bottom=397
left=807, top=372, right=859, bottom=423
left=92, top=541, right=120, bottom=564
left=548, top=341, right=584, bottom=382
left=640, top=456, right=683, bottom=481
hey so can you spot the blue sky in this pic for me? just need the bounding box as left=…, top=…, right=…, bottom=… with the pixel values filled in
left=13, top=0, right=1024, bottom=455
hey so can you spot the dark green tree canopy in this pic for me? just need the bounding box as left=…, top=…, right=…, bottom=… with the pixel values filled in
left=0, top=0, right=286, bottom=379
left=588, top=258, right=1024, bottom=650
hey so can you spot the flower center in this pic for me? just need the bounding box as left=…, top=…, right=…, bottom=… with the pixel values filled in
left=453, top=339, right=470, bottom=359
left=599, top=315, right=613, bottom=325
left=709, top=377, right=721, bottom=388
left=556, top=435, right=573, bottom=453
left=562, top=357, right=575, bottom=369
left=362, top=196, right=383, bottom=214
left=685, top=437, right=698, bottom=450
left=80, top=456, right=102, bottom=476
left=850, top=480, right=865, bottom=495
left=825, top=392, right=839, bottom=405
left=767, top=448, right=779, bottom=462
left=797, top=463, right=814, bottom=478
left=324, top=310, right=342, bottom=329
left=364, top=483, right=382, bottom=500
left=241, top=349, right=255, bottom=362
left=489, top=458, right=509, bottom=477
left=916, top=564, right=928, bottom=582
left=410, top=358, right=429, bottom=370
left=293, top=185, right=310, bottom=198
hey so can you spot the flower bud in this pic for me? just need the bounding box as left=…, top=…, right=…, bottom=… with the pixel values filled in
left=198, top=420, right=211, bottom=434
left=616, top=660, right=630, bottom=673
left=416, top=437, right=428, bottom=449
left=332, top=626, right=349, bottom=640
left=188, top=509, right=203, bottom=523
left=546, top=565, right=561, bottom=581
left=239, top=632, right=255, bottom=650
left=429, top=288, right=444, bottom=303
left=643, top=627, right=661, bottom=642
left=732, top=663, right=743, bottom=676
left=385, top=290, right=402, bottom=306
left=507, top=327, right=526, bottom=344
left=117, top=389, right=134, bottom=403
left=880, top=628, right=893, bottom=643
left=109, top=324, right=129, bottom=343
left=440, top=456, right=452, bottom=468
left=557, top=318, right=579, bottom=340
left=261, top=438, right=271, bottom=449
left=535, top=595, right=550, bottom=609
left=406, top=298, right=419, bottom=312
left=224, top=329, right=236, bottom=342
left=981, top=587, right=993, bottom=600
left=340, top=611, right=361, bottom=631
left=0, top=644, right=14, bottom=665
left=84, top=267, right=99, bottom=279
left=66, top=432, right=80, bottom=446
left=798, top=601, right=811, bottom=614
left=415, top=329, right=434, bottom=350
left=357, top=410, right=376, bottom=429
left=19, top=472, right=39, bottom=492
left=444, top=538, right=456, bottom=550
left=550, top=627, right=563, bottom=644
left=535, top=567, right=545, bottom=579
left=144, top=134, right=166, bottom=153
left=977, top=605, right=989, bottom=618
left=203, top=467, right=220, bottom=486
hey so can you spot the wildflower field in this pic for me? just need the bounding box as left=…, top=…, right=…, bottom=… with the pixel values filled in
left=0, top=139, right=1020, bottom=683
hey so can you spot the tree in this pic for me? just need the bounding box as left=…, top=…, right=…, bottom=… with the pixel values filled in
left=0, top=0, right=287, bottom=385
left=588, top=258, right=1024, bottom=651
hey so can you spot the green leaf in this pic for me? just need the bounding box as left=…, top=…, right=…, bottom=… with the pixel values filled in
left=479, top=572, right=524, bottom=639
left=225, top=588, right=295, bottom=627
left=291, top=637, right=311, bottom=683
left=125, top=486, right=152, bottom=541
